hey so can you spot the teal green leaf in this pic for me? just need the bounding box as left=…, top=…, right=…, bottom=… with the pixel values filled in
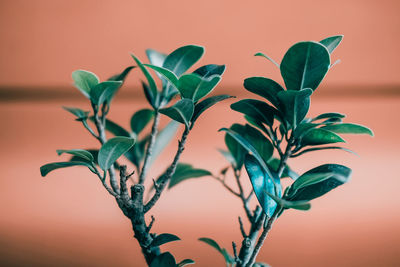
left=198, top=237, right=222, bottom=252
left=312, top=112, right=345, bottom=121
left=168, top=163, right=212, bottom=189
left=244, top=124, right=274, bottom=163
left=150, top=233, right=180, bottom=247
left=177, top=259, right=195, bottom=267
left=243, top=77, right=284, bottom=108
left=130, top=109, right=154, bottom=135
left=277, top=89, right=313, bottom=129
left=40, top=161, right=94, bottom=177
left=90, top=81, right=122, bottom=105
left=231, top=99, right=277, bottom=127
left=291, top=146, right=356, bottom=158
left=191, top=95, right=234, bottom=125
left=265, top=191, right=311, bottom=210
left=254, top=52, right=280, bottom=68
left=320, top=35, right=343, bottom=54
left=193, top=64, right=226, bottom=78
left=89, top=117, right=131, bottom=137
left=301, top=128, right=346, bottom=146
left=62, top=106, right=89, bottom=121
left=98, top=137, right=135, bottom=170
left=322, top=123, right=374, bottom=136
left=146, top=49, right=167, bottom=67
left=150, top=252, right=176, bottom=267
left=144, top=64, right=179, bottom=90
left=131, top=53, right=158, bottom=104
left=159, top=99, right=194, bottom=127
left=71, top=70, right=99, bottom=99
left=280, top=41, right=330, bottom=91
left=163, top=45, right=205, bottom=77
left=142, top=81, right=156, bottom=108
left=253, top=263, right=271, bottom=267
left=224, top=124, right=247, bottom=169
left=149, top=121, right=179, bottom=167
left=56, top=149, right=94, bottom=162
left=178, top=73, right=221, bottom=102
left=69, top=149, right=99, bottom=165
left=107, top=66, right=135, bottom=82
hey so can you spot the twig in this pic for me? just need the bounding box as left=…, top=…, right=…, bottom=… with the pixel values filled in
left=146, top=215, right=155, bottom=232
left=92, top=166, right=118, bottom=197
left=212, top=175, right=241, bottom=197
left=233, top=241, right=239, bottom=263
left=238, top=216, right=247, bottom=238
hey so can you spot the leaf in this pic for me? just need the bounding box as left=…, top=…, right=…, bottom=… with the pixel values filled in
left=146, top=49, right=167, bottom=67
left=40, top=161, right=94, bottom=177
left=71, top=70, right=99, bottom=99
left=177, top=259, right=195, bottom=267
left=286, top=164, right=351, bottom=201
left=150, top=252, right=176, bottom=267
left=198, top=237, right=222, bottom=253
left=144, top=64, right=179, bottom=90
left=218, top=149, right=236, bottom=167
left=142, top=81, right=156, bottom=108
left=280, top=41, right=330, bottom=91
left=193, top=64, right=226, bottom=78
left=267, top=157, right=299, bottom=180
left=277, top=89, right=313, bottom=129
left=130, top=109, right=154, bottom=135
left=159, top=99, right=194, bottom=127
left=163, top=45, right=205, bottom=77
left=56, top=149, right=94, bottom=162
left=150, top=233, right=180, bottom=247
left=291, top=146, right=356, bottom=158
left=149, top=121, right=180, bottom=167
left=168, top=163, right=212, bottom=189
left=292, top=122, right=320, bottom=139
left=245, top=154, right=281, bottom=216
left=265, top=191, right=311, bottom=211
left=290, top=172, right=334, bottom=193
left=124, top=136, right=149, bottom=168
left=178, top=73, right=221, bottom=102
left=191, top=95, right=234, bottom=125
left=312, top=112, right=345, bottom=121
left=98, top=137, right=135, bottom=170
left=89, top=117, right=131, bottom=137
left=254, top=52, right=280, bottom=68
left=301, top=128, right=346, bottom=146
left=107, top=66, right=135, bottom=81
left=131, top=53, right=158, bottom=105
left=320, top=35, right=343, bottom=54
left=243, top=124, right=274, bottom=163
left=224, top=124, right=247, bottom=169
left=69, top=149, right=99, bottom=165
left=253, top=263, right=271, bottom=267
left=322, top=123, right=374, bottom=136
left=62, top=106, right=89, bottom=121
left=243, top=77, right=284, bottom=108
left=231, top=99, right=277, bottom=127
left=90, top=81, right=122, bottom=105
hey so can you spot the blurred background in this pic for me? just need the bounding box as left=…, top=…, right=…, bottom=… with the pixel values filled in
left=0, top=0, right=399, bottom=266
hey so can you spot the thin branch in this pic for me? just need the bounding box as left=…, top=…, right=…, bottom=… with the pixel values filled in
left=238, top=217, right=247, bottom=238
left=146, top=215, right=155, bottom=233
left=233, top=242, right=239, bottom=263
left=93, top=166, right=118, bottom=197
left=212, top=175, right=241, bottom=197
left=82, top=120, right=100, bottom=141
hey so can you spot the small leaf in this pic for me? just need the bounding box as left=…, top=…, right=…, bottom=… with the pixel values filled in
left=90, top=81, right=122, bottom=105
left=131, top=53, right=158, bottom=105
left=277, top=89, right=313, bottom=129
left=265, top=191, right=311, bottom=211
left=178, top=73, right=221, bottom=102
left=107, top=66, right=135, bottom=81
left=71, top=70, right=99, bottom=99
left=62, top=106, right=89, bottom=121
left=168, top=163, right=212, bottom=189
left=254, top=52, right=280, bottom=68
left=301, top=128, right=346, bottom=146
left=159, top=99, right=194, bottom=127
left=130, top=109, right=154, bottom=135
left=198, top=237, right=222, bottom=253
left=40, top=161, right=94, bottom=177
left=144, top=64, right=179, bottom=90
left=322, top=123, right=374, bottom=136
left=312, top=112, right=345, bottom=121
left=231, top=99, right=277, bottom=127
left=150, top=252, right=176, bottom=267
left=243, top=77, right=284, bottom=108
left=69, top=149, right=99, bottom=165
left=56, top=149, right=94, bottom=162
left=89, top=117, right=131, bottom=137
left=191, top=95, right=234, bottom=125
left=98, top=137, right=135, bottom=170
left=177, top=259, right=195, bottom=267
left=193, top=64, right=226, bottom=78
left=280, top=41, right=330, bottom=91
left=150, top=233, right=180, bottom=247
left=146, top=49, right=167, bottom=67
left=320, top=35, right=343, bottom=54
left=149, top=121, right=180, bottom=167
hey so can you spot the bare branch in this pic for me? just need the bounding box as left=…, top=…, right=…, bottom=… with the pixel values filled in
left=212, top=175, right=241, bottom=197
left=146, top=215, right=155, bottom=233
left=238, top=216, right=247, bottom=238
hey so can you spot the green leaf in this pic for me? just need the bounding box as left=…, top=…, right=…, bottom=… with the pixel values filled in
left=231, top=99, right=277, bottom=127
left=217, top=149, right=236, bottom=167
left=150, top=252, right=176, bottom=267
left=124, top=136, right=149, bottom=168
left=178, top=73, right=221, bottom=102
left=130, top=109, right=154, bottom=135
left=265, top=191, right=311, bottom=210
left=142, top=81, right=156, bottom=108
left=56, top=149, right=94, bottom=162
left=292, top=122, right=320, bottom=139
left=89, top=117, right=131, bottom=137
left=245, top=154, right=281, bottom=216
left=312, top=112, right=345, bottom=121
left=177, top=259, right=195, bottom=267
left=267, top=157, right=299, bottom=180
left=149, top=121, right=179, bottom=167
left=191, top=95, right=234, bottom=125
left=286, top=164, right=351, bottom=201
left=253, top=262, right=271, bottom=267
left=221, top=248, right=235, bottom=264
left=71, top=70, right=99, bottom=99
left=198, top=237, right=222, bottom=252
left=146, top=49, right=167, bottom=67
left=320, top=35, right=343, bottom=54
left=69, top=149, right=99, bottom=164
left=291, top=146, right=356, bottom=158
left=98, top=137, right=135, bottom=170
left=163, top=45, right=205, bottom=77
left=62, top=106, right=89, bottom=121
left=40, top=161, right=94, bottom=177
left=159, top=99, right=194, bottom=127
left=193, top=64, right=226, bottom=78
left=144, top=64, right=179, bottom=90
left=244, top=124, right=274, bottom=163
left=254, top=52, right=280, bottom=68
left=168, top=163, right=212, bottom=189
left=301, top=128, right=346, bottom=146
left=291, top=172, right=334, bottom=193
left=131, top=53, right=158, bottom=105
left=224, top=124, right=247, bottom=169
left=277, top=89, right=313, bottom=129
left=243, top=77, right=284, bottom=108
left=90, top=81, right=122, bottom=105
left=150, top=233, right=180, bottom=247
left=322, top=123, right=374, bottom=136
left=107, top=66, right=135, bottom=81
left=280, top=41, right=330, bottom=91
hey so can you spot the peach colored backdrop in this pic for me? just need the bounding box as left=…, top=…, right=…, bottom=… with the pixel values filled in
left=0, top=1, right=399, bottom=267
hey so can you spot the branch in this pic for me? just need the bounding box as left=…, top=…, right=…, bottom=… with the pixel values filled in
left=93, top=166, right=118, bottom=197
left=212, top=175, right=240, bottom=197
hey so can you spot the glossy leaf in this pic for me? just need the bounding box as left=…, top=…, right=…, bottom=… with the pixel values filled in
left=69, top=149, right=99, bottom=165
left=322, top=123, right=374, bottom=136
left=243, top=77, right=284, bottom=108
left=62, top=106, right=89, bottom=121
left=291, top=146, right=356, bottom=158
left=177, top=259, right=195, bottom=267
left=90, top=81, right=122, bottom=105
left=292, top=122, right=319, bottom=139
left=168, top=163, right=212, bottom=189
left=107, top=66, right=135, bottom=82
left=265, top=191, right=311, bottom=210
left=291, top=172, right=333, bottom=193
left=71, top=70, right=99, bottom=99
left=277, top=89, right=313, bottom=129
left=191, top=95, right=234, bottom=125
left=56, top=149, right=94, bottom=162
left=244, top=124, right=274, bottom=163
left=224, top=124, right=247, bottom=169
left=150, top=252, right=176, bottom=267
left=312, top=112, right=345, bottom=121
left=280, top=41, right=330, bottom=91
left=301, top=128, right=345, bottom=146
left=142, top=81, right=156, bottom=108
left=89, top=117, right=131, bottom=137
left=144, top=64, right=179, bottom=90
left=198, top=237, right=222, bottom=252
left=320, top=35, right=343, bottom=54
left=254, top=52, right=280, bottom=68
left=98, top=137, right=135, bottom=170
left=40, top=161, right=94, bottom=177
left=148, top=121, right=179, bottom=167
left=163, top=45, right=205, bottom=77
left=130, top=109, right=154, bottom=135
left=231, top=99, right=276, bottom=127
left=150, top=233, right=180, bottom=247
left=159, top=99, right=194, bottom=127
left=178, top=73, right=221, bottom=102
left=131, top=53, right=158, bottom=104
left=193, top=64, right=226, bottom=78
left=146, top=49, right=167, bottom=67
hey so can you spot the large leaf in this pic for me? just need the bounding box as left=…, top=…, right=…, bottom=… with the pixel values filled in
left=320, top=35, right=343, bottom=54
left=193, top=64, right=226, bottom=78
left=90, top=81, right=122, bottom=105
left=245, top=154, right=281, bottom=216
left=231, top=99, right=276, bottom=127
left=224, top=124, right=247, bottom=170
left=178, top=73, right=221, bottom=102
left=40, top=161, right=94, bottom=177
left=131, top=53, right=158, bottom=105
left=62, top=106, right=89, bottom=121
left=150, top=252, right=176, bottom=267
left=98, top=137, right=135, bottom=170
left=322, top=123, right=374, bottom=136
left=163, top=45, right=205, bottom=77
left=148, top=121, right=180, bottom=167
left=159, top=99, right=194, bottom=127
left=277, top=89, right=313, bottom=129
left=168, top=163, right=212, bottom=189
left=71, top=70, right=99, bottom=99
left=130, top=109, right=154, bottom=135
left=150, top=233, right=180, bottom=247
left=243, top=124, right=274, bottom=163
left=243, top=77, right=284, bottom=108
left=107, top=66, right=135, bottom=82
left=280, top=41, right=330, bottom=91
left=301, top=128, right=345, bottom=146
left=286, top=164, right=351, bottom=201
left=191, top=95, right=234, bottom=125
left=56, top=149, right=94, bottom=162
